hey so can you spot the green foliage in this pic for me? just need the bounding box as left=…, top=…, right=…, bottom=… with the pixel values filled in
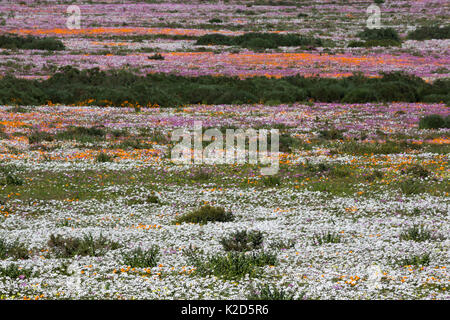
left=122, top=246, right=159, bottom=268
left=56, top=126, right=106, bottom=142
left=357, top=28, right=401, bottom=42
left=28, top=130, right=54, bottom=144
left=0, top=164, right=24, bottom=186
left=47, top=234, right=121, bottom=258
left=0, top=264, right=33, bottom=279
left=96, top=152, right=113, bottom=163
left=0, top=238, right=29, bottom=260
left=262, top=175, right=281, bottom=187
left=0, top=34, right=65, bottom=50
left=148, top=53, right=164, bottom=60
left=418, top=114, right=449, bottom=129
left=186, top=249, right=277, bottom=280
left=247, top=284, right=295, bottom=300
left=174, top=205, right=234, bottom=225
left=398, top=253, right=430, bottom=267
left=0, top=68, right=447, bottom=107
left=407, top=25, right=450, bottom=40
left=398, top=179, right=426, bottom=195
left=399, top=225, right=433, bottom=242
left=220, top=230, right=264, bottom=252
left=196, top=32, right=323, bottom=49
left=312, top=231, right=341, bottom=245
left=319, top=127, right=344, bottom=140
left=348, top=39, right=401, bottom=47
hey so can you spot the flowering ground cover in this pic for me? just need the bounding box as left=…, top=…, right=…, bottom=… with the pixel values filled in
left=0, top=0, right=449, bottom=301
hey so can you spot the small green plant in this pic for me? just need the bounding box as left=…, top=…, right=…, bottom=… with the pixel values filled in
left=404, top=164, right=429, bottom=178
left=56, top=126, right=106, bottom=142
left=47, top=234, right=121, bottom=258
left=0, top=34, right=65, bottom=50
left=399, top=225, right=434, bottom=242
left=174, top=205, right=233, bottom=225
left=398, top=179, right=426, bottom=195
left=220, top=230, right=264, bottom=252
left=319, top=127, right=344, bottom=140
left=262, top=175, right=281, bottom=187
left=148, top=53, right=164, bottom=60
left=418, top=114, right=449, bottom=129
left=246, top=284, right=295, bottom=300
left=146, top=193, right=160, bottom=204
left=407, top=25, right=450, bottom=40
left=96, top=152, right=113, bottom=163
left=0, top=238, right=29, bottom=260
left=357, top=28, right=400, bottom=42
left=312, top=231, right=341, bottom=245
left=398, top=253, right=430, bottom=267
left=186, top=249, right=277, bottom=280
left=122, top=246, right=159, bottom=268
left=0, top=264, right=33, bottom=279
left=28, top=130, right=54, bottom=144
left=0, top=164, right=24, bottom=186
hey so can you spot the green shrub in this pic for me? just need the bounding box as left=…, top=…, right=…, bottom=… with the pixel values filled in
left=348, top=39, right=401, bottom=47
left=28, top=130, right=54, bottom=144
left=399, top=225, right=433, bottom=242
left=398, top=253, right=430, bottom=267
left=0, top=264, right=33, bottom=279
left=56, top=126, right=106, bottom=142
left=96, top=152, right=113, bottom=163
left=148, top=53, right=164, bottom=60
left=247, top=284, right=295, bottom=300
left=262, top=175, right=281, bottom=187
left=186, top=249, right=277, bottom=280
left=0, top=34, right=65, bottom=50
left=47, top=234, right=120, bottom=258
left=357, top=28, right=401, bottom=42
left=174, top=205, right=233, bottom=225
left=398, top=179, right=426, bottom=195
left=220, top=230, right=264, bottom=252
left=0, top=164, right=24, bottom=186
left=122, top=246, right=159, bottom=268
left=418, top=114, right=448, bottom=129
left=312, top=231, right=341, bottom=245
left=319, top=127, right=344, bottom=140
left=407, top=25, right=450, bottom=40
left=0, top=238, right=29, bottom=260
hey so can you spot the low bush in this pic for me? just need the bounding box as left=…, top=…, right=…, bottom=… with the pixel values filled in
left=0, top=264, right=33, bottom=279
left=312, top=231, right=341, bottom=245
left=418, top=114, right=449, bottom=129
left=246, top=284, right=295, bottom=300
left=0, top=238, right=29, bottom=260
left=0, top=34, right=65, bottom=50
left=186, top=249, right=277, bottom=280
left=407, top=25, right=450, bottom=40
left=0, top=164, right=24, bottom=186
left=122, top=246, right=159, bottom=268
left=398, top=253, right=430, bottom=267
left=28, top=130, right=54, bottom=144
left=399, top=225, right=434, bottom=242
left=174, top=205, right=233, bottom=225
left=47, top=234, right=121, bottom=258
left=220, top=230, right=264, bottom=252
left=357, top=28, right=401, bottom=42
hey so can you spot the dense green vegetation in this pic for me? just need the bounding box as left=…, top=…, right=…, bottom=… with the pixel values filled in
left=0, top=34, right=65, bottom=50
left=407, top=25, right=450, bottom=40
left=0, top=67, right=449, bottom=107
left=351, top=27, right=402, bottom=47
left=196, top=32, right=324, bottom=49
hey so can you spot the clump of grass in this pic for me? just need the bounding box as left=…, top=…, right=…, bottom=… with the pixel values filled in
left=220, top=230, right=264, bottom=252
left=319, top=127, right=345, bottom=140
left=0, top=264, right=33, bottom=279
left=0, top=164, right=24, bottom=186
left=418, top=114, right=449, bottom=129
left=47, top=234, right=121, bottom=258
left=0, top=34, right=65, bottom=50
left=246, top=284, right=295, bottom=300
left=189, top=167, right=213, bottom=182
left=96, top=152, right=113, bottom=163
left=262, top=175, right=281, bottom=187
left=398, top=253, right=431, bottom=267
left=399, top=225, right=434, bottom=242
left=312, top=231, right=342, bottom=245
left=174, top=205, right=233, bottom=225
left=404, top=164, right=429, bottom=178
left=148, top=53, right=164, bottom=60
left=407, top=25, right=450, bottom=40
left=28, top=130, right=54, bottom=144
left=146, top=192, right=160, bottom=204
left=56, top=126, right=106, bottom=142
left=122, top=246, right=159, bottom=268
left=357, top=27, right=401, bottom=42
left=398, top=179, right=426, bottom=195
left=269, top=239, right=296, bottom=250
left=186, top=248, right=277, bottom=280
left=0, top=238, right=29, bottom=260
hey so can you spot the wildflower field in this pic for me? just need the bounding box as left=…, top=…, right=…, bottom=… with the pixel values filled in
left=0, top=0, right=449, bottom=300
